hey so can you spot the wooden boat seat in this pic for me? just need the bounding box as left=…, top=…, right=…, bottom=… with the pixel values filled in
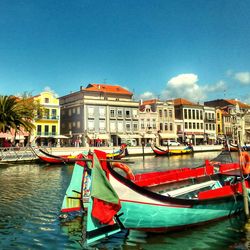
left=162, top=180, right=219, bottom=197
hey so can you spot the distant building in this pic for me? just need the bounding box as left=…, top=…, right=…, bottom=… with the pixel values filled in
left=173, top=98, right=208, bottom=145
left=205, top=99, right=250, bottom=144
left=59, top=83, right=140, bottom=147
left=33, top=90, right=60, bottom=146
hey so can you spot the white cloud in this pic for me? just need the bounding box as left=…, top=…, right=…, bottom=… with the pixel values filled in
left=203, top=80, right=226, bottom=93
left=139, top=91, right=156, bottom=100
left=161, top=73, right=205, bottom=102
left=234, top=72, right=250, bottom=84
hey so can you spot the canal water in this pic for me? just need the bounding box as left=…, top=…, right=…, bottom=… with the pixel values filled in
left=0, top=151, right=249, bottom=249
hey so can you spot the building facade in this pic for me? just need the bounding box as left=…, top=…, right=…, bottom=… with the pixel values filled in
left=33, top=90, right=60, bottom=146
left=60, top=83, right=140, bottom=147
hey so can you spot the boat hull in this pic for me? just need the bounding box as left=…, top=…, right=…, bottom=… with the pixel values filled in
left=118, top=198, right=242, bottom=231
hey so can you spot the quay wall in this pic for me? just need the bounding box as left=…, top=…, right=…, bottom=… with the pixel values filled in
left=0, top=145, right=224, bottom=164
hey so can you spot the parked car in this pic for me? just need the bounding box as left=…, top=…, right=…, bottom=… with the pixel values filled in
left=162, top=140, right=180, bottom=146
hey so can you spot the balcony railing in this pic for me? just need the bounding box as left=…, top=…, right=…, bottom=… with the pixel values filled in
left=35, top=115, right=59, bottom=121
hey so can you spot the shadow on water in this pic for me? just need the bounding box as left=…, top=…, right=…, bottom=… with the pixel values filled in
left=0, top=151, right=245, bottom=250
left=59, top=213, right=250, bottom=250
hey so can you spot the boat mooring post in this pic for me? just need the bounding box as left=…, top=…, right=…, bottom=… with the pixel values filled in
left=141, top=137, right=145, bottom=167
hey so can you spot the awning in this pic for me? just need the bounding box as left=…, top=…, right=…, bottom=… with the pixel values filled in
left=87, top=134, right=109, bottom=140
left=159, top=133, right=177, bottom=139
left=53, top=135, right=69, bottom=139
left=118, top=134, right=142, bottom=139
left=194, top=135, right=204, bottom=139
left=0, top=133, right=12, bottom=139
left=142, top=133, right=156, bottom=139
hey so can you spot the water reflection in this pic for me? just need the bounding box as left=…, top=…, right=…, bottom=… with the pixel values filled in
left=0, top=151, right=243, bottom=250
left=59, top=213, right=247, bottom=250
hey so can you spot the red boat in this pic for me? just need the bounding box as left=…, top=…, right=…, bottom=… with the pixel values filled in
left=151, top=144, right=193, bottom=156
left=37, top=149, right=77, bottom=164
left=37, top=144, right=128, bottom=164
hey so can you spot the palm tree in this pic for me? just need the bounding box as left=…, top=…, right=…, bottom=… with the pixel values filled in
left=0, top=95, right=35, bottom=134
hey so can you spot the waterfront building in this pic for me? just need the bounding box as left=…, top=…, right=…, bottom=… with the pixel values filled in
left=32, top=90, right=60, bottom=146
left=203, top=106, right=216, bottom=144
left=173, top=98, right=205, bottom=145
left=138, top=99, right=176, bottom=146
left=139, top=99, right=158, bottom=145
left=59, top=83, right=140, bottom=147
left=205, top=99, right=250, bottom=144
left=157, top=100, right=176, bottom=145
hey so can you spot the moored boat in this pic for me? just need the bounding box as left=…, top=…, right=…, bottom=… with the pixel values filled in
left=85, top=149, right=250, bottom=244
left=151, top=144, right=193, bottom=156
left=37, top=144, right=128, bottom=164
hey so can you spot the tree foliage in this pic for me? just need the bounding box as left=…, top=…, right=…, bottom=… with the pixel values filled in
left=0, top=94, right=40, bottom=133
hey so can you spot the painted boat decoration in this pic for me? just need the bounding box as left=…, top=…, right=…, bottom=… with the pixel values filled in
left=37, top=148, right=77, bottom=164
left=37, top=144, right=128, bottom=164
left=106, top=143, right=128, bottom=159
left=60, top=150, right=239, bottom=215
left=151, top=144, right=193, bottom=156
left=85, top=150, right=250, bottom=245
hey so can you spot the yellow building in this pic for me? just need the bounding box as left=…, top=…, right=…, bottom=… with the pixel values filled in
left=33, top=90, right=60, bottom=146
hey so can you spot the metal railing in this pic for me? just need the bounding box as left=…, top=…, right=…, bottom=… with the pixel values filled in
left=0, top=146, right=38, bottom=162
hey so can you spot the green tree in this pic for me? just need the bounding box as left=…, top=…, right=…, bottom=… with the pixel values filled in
left=0, top=95, right=38, bottom=134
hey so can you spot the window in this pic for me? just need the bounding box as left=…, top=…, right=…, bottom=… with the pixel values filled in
left=193, top=123, right=196, bottom=129
left=188, top=109, right=191, bottom=119
left=164, top=123, right=168, bottom=130
left=184, top=109, right=187, bottom=119
left=44, top=97, right=49, bottom=103
left=141, top=119, right=145, bottom=129
left=196, top=110, right=199, bottom=120
left=152, top=119, right=156, bottom=129
left=160, top=123, right=163, bottom=130
left=164, top=109, right=167, bottom=117
left=192, top=110, right=195, bottom=119
left=52, top=125, right=56, bottom=135
left=201, top=123, right=203, bottom=129
left=110, top=121, right=116, bottom=132
left=118, top=121, right=123, bottom=132
left=125, top=110, right=130, bottom=118
left=169, top=123, right=173, bottom=131
left=44, top=109, right=50, bottom=119
left=126, top=123, right=131, bottom=131
left=99, top=107, right=105, bottom=117
left=159, top=109, right=162, bottom=117
left=37, top=125, right=42, bottom=135
left=99, top=120, right=106, bottom=131
left=110, top=109, right=115, bottom=118
left=185, top=122, right=188, bottom=129
left=189, top=122, right=192, bottom=129
left=77, top=107, right=80, bottom=114
left=88, top=106, right=94, bottom=117
left=133, top=123, right=138, bottom=131
left=68, top=109, right=71, bottom=116
left=169, top=110, right=173, bottom=118
left=77, top=121, right=80, bottom=128
left=45, top=125, right=49, bottom=135
left=200, top=110, right=203, bottom=119
left=197, top=123, right=200, bottom=129
left=51, top=109, right=57, bottom=119
left=88, top=120, right=94, bottom=131
left=117, top=110, right=123, bottom=117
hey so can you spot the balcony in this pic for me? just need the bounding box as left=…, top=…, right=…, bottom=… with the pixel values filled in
left=35, top=115, right=59, bottom=121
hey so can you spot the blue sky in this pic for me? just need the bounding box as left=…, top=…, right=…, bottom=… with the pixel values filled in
left=1, top=0, right=250, bottom=103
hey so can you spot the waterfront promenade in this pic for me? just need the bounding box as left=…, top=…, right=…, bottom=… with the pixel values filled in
left=0, top=144, right=224, bottom=163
